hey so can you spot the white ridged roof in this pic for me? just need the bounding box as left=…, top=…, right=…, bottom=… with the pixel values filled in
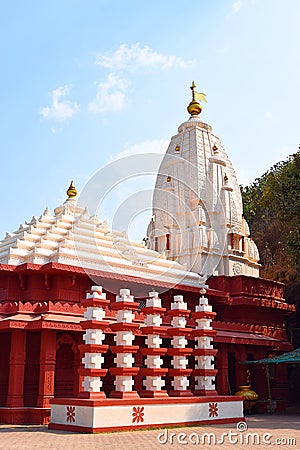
left=0, top=197, right=200, bottom=288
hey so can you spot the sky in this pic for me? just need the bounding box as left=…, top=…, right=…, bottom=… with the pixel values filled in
left=0, top=0, right=300, bottom=241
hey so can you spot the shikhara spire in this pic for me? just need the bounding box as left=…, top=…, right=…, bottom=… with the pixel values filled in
left=148, top=83, right=260, bottom=278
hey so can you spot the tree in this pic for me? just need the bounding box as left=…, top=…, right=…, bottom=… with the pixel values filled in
left=241, top=151, right=300, bottom=284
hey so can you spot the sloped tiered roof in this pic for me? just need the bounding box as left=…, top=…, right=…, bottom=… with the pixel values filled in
left=0, top=193, right=200, bottom=288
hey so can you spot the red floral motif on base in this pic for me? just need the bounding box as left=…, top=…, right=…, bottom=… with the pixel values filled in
left=132, top=406, right=144, bottom=423
left=66, top=406, right=76, bottom=423
left=208, top=402, right=219, bottom=417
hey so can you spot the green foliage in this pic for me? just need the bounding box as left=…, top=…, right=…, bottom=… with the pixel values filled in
left=241, top=151, right=300, bottom=284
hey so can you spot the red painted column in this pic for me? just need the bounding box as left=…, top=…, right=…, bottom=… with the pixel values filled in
left=6, top=330, right=26, bottom=408
left=167, top=295, right=193, bottom=397
left=140, top=291, right=168, bottom=398
left=73, top=348, right=82, bottom=397
left=215, top=343, right=228, bottom=394
left=235, top=345, right=247, bottom=389
left=78, top=286, right=110, bottom=399
left=109, top=289, right=140, bottom=399
left=191, top=288, right=218, bottom=396
left=37, top=330, right=56, bottom=408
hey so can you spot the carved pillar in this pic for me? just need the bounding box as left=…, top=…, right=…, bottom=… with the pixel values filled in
left=78, top=286, right=110, bottom=399
left=215, top=343, right=228, bottom=394
left=6, top=329, right=26, bottom=407
left=236, top=345, right=247, bottom=387
left=167, top=295, right=193, bottom=397
left=192, top=288, right=218, bottom=396
left=109, top=289, right=140, bottom=399
left=140, top=291, right=168, bottom=397
left=73, top=342, right=82, bottom=397
left=37, top=330, right=56, bottom=408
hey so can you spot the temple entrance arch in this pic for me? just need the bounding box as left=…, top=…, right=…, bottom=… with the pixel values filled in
left=54, top=333, right=79, bottom=398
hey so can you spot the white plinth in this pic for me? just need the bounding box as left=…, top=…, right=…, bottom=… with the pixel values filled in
left=49, top=396, right=244, bottom=433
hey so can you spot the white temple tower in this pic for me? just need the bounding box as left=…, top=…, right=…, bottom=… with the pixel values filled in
left=147, top=82, right=259, bottom=278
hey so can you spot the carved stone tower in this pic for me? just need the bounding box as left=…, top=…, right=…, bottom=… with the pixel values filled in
left=147, top=83, right=259, bottom=278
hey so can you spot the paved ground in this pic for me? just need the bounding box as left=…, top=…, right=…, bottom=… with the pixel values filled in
left=0, top=415, right=299, bottom=450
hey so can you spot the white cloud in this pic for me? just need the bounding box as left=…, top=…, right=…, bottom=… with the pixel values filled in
left=96, top=43, right=194, bottom=71
left=40, top=85, right=79, bottom=121
left=265, top=111, right=272, bottom=120
left=232, top=0, right=242, bottom=14
left=88, top=73, right=129, bottom=114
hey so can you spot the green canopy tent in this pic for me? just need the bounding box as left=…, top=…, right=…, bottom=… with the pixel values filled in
left=241, top=348, right=300, bottom=413
left=242, top=347, right=300, bottom=365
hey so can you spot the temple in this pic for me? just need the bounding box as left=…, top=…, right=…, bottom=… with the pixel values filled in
left=0, top=84, right=293, bottom=429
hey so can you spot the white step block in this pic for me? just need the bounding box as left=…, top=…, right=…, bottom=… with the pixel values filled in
left=83, top=329, right=105, bottom=345
left=82, top=353, right=104, bottom=369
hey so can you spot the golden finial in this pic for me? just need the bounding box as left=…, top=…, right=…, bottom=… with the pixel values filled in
left=167, top=176, right=171, bottom=183
left=175, top=144, right=180, bottom=152
left=67, top=180, right=77, bottom=198
left=187, top=81, right=207, bottom=116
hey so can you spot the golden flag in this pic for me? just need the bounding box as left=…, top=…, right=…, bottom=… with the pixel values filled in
left=195, top=91, right=207, bottom=103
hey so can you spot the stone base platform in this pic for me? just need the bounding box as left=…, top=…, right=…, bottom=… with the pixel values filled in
left=0, top=407, right=51, bottom=425
left=49, top=395, right=244, bottom=433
